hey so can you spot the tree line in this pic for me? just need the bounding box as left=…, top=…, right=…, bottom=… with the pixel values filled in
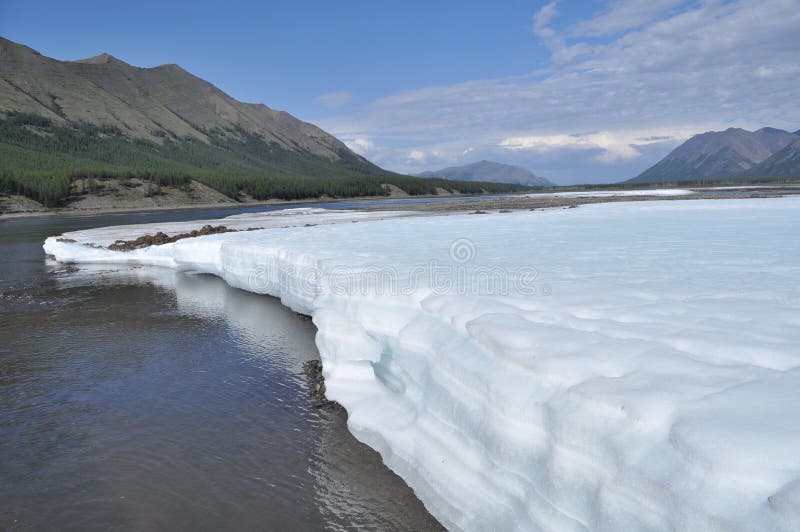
left=0, top=112, right=525, bottom=206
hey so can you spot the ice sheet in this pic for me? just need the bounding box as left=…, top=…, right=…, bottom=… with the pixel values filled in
left=44, top=198, right=800, bottom=531
left=526, top=188, right=694, bottom=198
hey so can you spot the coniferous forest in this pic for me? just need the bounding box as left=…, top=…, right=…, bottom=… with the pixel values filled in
left=0, top=112, right=526, bottom=207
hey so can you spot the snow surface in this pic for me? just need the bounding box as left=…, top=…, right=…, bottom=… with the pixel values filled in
left=50, top=207, right=413, bottom=248
left=45, top=199, right=800, bottom=531
left=526, top=188, right=695, bottom=198
left=699, top=185, right=774, bottom=190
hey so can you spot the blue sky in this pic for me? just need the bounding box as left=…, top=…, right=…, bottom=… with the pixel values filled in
left=2, top=1, right=799, bottom=184
left=0, top=1, right=559, bottom=116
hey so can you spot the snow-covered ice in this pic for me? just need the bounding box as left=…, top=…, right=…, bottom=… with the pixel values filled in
left=699, top=185, right=775, bottom=190
left=50, top=207, right=413, bottom=248
left=526, top=188, right=694, bottom=198
left=45, top=198, right=800, bottom=531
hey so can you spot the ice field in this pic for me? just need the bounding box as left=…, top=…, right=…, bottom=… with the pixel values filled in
left=45, top=197, right=800, bottom=531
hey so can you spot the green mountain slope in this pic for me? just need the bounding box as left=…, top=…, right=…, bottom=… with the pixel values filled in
left=0, top=36, right=359, bottom=158
left=0, top=37, right=524, bottom=206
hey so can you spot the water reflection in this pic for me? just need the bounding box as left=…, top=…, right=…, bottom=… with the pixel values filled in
left=2, top=258, right=440, bottom=530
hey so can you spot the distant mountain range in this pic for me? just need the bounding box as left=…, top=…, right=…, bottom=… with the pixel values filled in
left=629, top=127, right=800, bottom=184
left=0, top=37, right=523, bottom=207
left=418, top=160, right=553, bottom=186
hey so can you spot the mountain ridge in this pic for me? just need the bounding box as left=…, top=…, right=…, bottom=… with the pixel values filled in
left=0, top=35, right=361, bottom=160
left=628, top=127, right=799, bottom=184
left=743, top=137, right=800, bottom=178
left=0, top=36, right=526, bottom=208
left=419, top=160, right=553, bottom=186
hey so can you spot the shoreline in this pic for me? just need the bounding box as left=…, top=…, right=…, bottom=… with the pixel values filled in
left=5, top=184, right=799, bottom=222
left=364, top=185, right=800, bottom=213
left=0, top=190, right=475, bottom=221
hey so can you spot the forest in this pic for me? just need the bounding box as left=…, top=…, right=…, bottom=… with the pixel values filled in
left=0, top=112, right=526, bottom=207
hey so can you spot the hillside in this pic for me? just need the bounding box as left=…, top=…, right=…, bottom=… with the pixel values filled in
left=419, top=160, right=553, bottom=186
left=745, top=138, right=800, bottom=177
left=629, top=127, right=798, bottom=184
left=0, top=37, right=364, bottom=160
left=0, top=37, right=524, bottom=208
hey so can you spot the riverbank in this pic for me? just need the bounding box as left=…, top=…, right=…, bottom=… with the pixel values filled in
left=364, top=185, right=800, bottom=213
left=8, top=184, right=797, bottom=222
left=0, top=185, right=456, bottom=221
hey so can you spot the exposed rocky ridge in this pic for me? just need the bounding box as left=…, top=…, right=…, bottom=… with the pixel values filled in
left=746, top=138, right=800, bottom=177
left=0, top=36, right=361, bottom=161
left=630, top=127, right=799, bottom=183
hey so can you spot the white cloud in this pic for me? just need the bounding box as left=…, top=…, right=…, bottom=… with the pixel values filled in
left=501, top=134, right=597, bottom=152
left=321, top=0, right=800, bottom=182
left=500, top=128, right=704, bottom=162
left=532, top=2, right=558, bottom=35
left=408, top=149, right=427, bottom=161
left=344, top=137, right=374, bottom=154
left=316, top=90, right=353, bottom=108
left=531, top=2, right=592, bottom=65
left=571, top=0, right=689, bottom=37
left=406, top=148, right=445, bottom=165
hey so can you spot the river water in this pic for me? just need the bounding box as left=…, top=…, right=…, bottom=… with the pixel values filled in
left=0, top=199, right=451, bottom=530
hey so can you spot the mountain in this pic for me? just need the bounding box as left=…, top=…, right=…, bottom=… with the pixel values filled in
left=418, top=160, right=553, bottom=186
left=629, top=127, right=798, bottom=184
left=746, top=138, right=800, bottom=177
left=0, top=37, right=523, bottom=207
left=0, top=36, right=356, bottom=159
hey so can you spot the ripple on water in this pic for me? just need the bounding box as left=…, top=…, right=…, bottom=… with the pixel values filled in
left=1, top=218, right=440, bottom=530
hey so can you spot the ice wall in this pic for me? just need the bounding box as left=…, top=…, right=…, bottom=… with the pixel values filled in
left=44, top=199, right=800, bottom=531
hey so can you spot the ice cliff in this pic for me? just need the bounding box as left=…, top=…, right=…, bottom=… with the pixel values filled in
left=44, top=199, right=800, bottom=531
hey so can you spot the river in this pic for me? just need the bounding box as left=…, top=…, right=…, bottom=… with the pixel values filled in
left=0, top=199, right=452, bottom=530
